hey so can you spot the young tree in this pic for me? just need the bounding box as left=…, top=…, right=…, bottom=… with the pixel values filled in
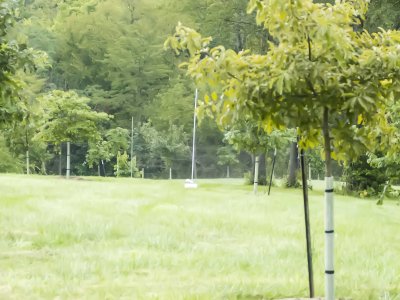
left=224, top=118, right=292, bottom=193
left=217, top=144, right=239, bottom=178
left=36, top=90, right=110, bottom=178
left=165, top=1, right=400, bottom=298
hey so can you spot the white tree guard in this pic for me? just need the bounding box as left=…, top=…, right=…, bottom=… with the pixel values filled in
left=325, top=176, right=334, bottom=300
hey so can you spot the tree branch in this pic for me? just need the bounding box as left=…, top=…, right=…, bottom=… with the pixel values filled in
left=307, top=34, right=312, bottom=61
left=227, top=72, right=242, bottom=82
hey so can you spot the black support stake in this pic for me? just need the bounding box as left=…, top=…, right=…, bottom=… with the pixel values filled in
left=300, top=147, right=314, bottom=298
left=267, top=148, right=277, bottom=196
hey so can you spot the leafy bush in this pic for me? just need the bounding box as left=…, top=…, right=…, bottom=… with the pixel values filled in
left=0, top=136, right=23, bottom=173
left=343, top=155, right=388, bottom=197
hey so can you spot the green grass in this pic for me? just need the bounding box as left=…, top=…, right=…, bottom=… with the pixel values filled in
left=0, top=174, right=399, bottom=299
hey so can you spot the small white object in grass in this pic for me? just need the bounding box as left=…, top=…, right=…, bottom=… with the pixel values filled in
left=184, top=179, right=198, bottom=189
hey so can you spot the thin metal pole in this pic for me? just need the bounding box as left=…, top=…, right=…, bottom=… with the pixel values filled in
left=300, top=147, right=315, bottom=298
left=191, top=89, right=198, bottom=181
left=268, top=148, right=277, bottom=195
left=131, top=116, right=134, bottom=178
left=66, top=141, right=71, bottom=179
left=59, top=144, right=62, bottom=176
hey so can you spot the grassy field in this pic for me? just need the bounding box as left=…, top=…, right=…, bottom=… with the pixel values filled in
left=0, top=174, right=399, bottom=300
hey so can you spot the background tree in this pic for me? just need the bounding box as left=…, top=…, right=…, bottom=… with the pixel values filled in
left=217, top=144, right=239, bottom=178
left=35, top=90, right=110, bottom=178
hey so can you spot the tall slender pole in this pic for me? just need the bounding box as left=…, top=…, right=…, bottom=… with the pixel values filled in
left=66, top=141, right=71, bottom=179
left=26, top=128, right=30, bottom=175
left=191, top=89, right=198, bottom=181
left=59, top=144, right=62, bottom=176
left=300, top=147, right=315, bottom=298
left=268, top=148, right=277, bottom=195
left=131, top=116, right=134, bottom=178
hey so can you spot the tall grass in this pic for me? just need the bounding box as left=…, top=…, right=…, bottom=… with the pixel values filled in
left=0, top=175, right=399, bottom=299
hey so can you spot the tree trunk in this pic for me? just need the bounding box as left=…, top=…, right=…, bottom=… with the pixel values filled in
left=41, top=161, right=46, bottom=175
left=253, top=155, right=259, bottom=194
left=26, top=150, right=30, bottom=175
left=227, top=165, right=230, bottom=178
left=169, top=167, right=172, bottom=180
left=322, top=107, right=334, bottom=300
left=101, top=160, right=106, bottom=177
left=287, top=141, right=299, bottom=186
left=258, top=153, right=266, bottom=185
left=66, top=141, right=71, bottom=179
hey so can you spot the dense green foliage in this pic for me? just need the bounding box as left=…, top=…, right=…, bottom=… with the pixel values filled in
left=1, top=0, right=400, bottom=182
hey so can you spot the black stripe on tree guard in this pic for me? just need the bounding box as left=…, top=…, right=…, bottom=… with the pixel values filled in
left=325, top=188, right=334, bottom=193
left=325, top=230, right=334, bottom=234
left=325, top=270, right=334, bottom=275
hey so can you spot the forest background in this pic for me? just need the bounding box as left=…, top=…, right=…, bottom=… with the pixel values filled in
left=1, top=0, right=399, bottom=183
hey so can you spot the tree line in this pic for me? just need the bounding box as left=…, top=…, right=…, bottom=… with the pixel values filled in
left=1, top=0, right=400, bottom=189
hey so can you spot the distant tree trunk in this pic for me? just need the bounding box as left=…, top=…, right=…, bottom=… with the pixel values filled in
left=59, top=144, right=62, bottom=176
left=258, top=153, right=266, bottom=185
left=323, top=107, right=334, bottom=300
left=41, top=161, right=47, bottom=175
left=169, top=167, right=172, bottom=180
left=66, top=141, right=71, bottom=179
left=101, top=160, right=106, bottom=177
left=260, top=30, right=269, bottom=54
left=253, top=155, right=259, bottom=194
left=287, top=141, right=299, bottom=186
left=227, top=165, right=230, bottom=178
left=26, top=150, right=30, bottom=175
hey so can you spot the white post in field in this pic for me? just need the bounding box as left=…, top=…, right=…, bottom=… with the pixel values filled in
left=130, top=116, right=134, bottom=178
left=191, top=88, right=198, bottom=181
left=66, top=141, right=71, bottom=179
left=169, top=168, right=172, bottom=180
left=253, top=155, right=259, bottom=194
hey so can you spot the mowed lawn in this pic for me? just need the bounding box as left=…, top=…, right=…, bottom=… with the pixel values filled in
left=0, top=175, right=399, bottom=300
